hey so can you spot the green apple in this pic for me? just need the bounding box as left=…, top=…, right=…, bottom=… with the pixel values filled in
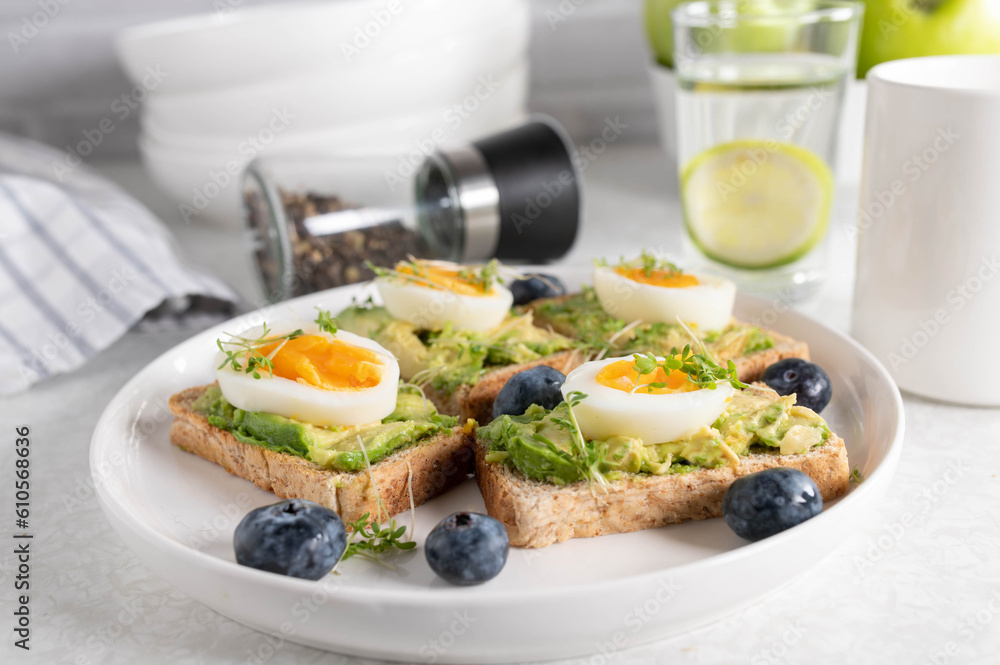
left=645, top=0, right=683, bottom=67
left=858, top=0, right=1000, bottom=77
left=645, top=0, right=818, bottom=67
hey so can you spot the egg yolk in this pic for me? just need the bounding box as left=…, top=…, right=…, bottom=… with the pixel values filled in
left=615, top=266, right=699, bottom=288
left=395, top=262, right=493, bottom=296
left=595, top=358, right=699, bottom=394
left=256, top=335, right=382, bottom=391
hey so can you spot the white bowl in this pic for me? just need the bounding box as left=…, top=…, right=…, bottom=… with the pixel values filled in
left=141, top=59, right=530, bottom=151
left=138, top=71, right=530, bottom=228
left=116, top=0, right=529, bottom=94
left=141, top=107, right=449, bottom=153
left=144, top=51, right=529, bottom=138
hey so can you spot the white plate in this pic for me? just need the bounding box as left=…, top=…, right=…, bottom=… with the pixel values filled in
left=91, top=267, right=904, bottom=663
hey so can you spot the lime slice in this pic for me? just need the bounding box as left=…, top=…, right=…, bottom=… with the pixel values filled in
left=681, top=139, right=833, bottom=270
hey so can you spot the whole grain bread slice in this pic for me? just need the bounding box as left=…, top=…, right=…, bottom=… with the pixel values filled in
left=421, top=348, right=588, bottom=425
left=168, top=385, right=475, bottom=524
left=474, top=387, right=849, bottom=548
left=527, top=295, right=809, bottom=384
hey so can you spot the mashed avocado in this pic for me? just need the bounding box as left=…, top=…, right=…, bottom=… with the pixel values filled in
left=531, top=287, right=774, bottom=360
left=336, top=304, right=574, bottom=395
left=192, top=385, right=457, bottom=472
left=477, top=389, right=830, bottom=485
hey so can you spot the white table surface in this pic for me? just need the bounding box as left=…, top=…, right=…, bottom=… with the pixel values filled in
left=5, top=144, right=1000, bottom=665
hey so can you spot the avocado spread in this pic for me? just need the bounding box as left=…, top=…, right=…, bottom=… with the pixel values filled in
left=191, top=385, right=457, bottom=472
left=477, top=390, right=830, bottom=485
left=336, top=303, right=574, bottom=395
left=531, top=287, right=774, bottom=361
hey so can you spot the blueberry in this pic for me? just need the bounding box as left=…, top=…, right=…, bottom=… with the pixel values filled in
left=425, top=512, right=509, bottom=585
left=493, top=365, right=566, bottom=419
left=722, top=468, right=823, bottom=542
left=233, top=499, right=346, bottom=580
left=762, top=358, right=832, bottom=412
left=510, top=273, right=566, bottom=306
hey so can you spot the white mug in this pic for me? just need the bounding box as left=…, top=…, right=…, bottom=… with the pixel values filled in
left=851, top=55, right=1000, bottom=406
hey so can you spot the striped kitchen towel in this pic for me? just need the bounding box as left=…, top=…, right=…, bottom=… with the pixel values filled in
left=0, top=133, right=237, bottom=395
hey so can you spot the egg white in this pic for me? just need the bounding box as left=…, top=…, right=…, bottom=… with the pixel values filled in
left=376, top=266, right=513, bottom=332
left=560, top=356, right=735, bottom=444
left=593, top=265, right=736, bottom=331
left=215, top=321, right=400, bottom=427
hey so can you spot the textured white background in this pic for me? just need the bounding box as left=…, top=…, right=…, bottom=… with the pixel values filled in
left=2, top=143, right=1000, bottom=664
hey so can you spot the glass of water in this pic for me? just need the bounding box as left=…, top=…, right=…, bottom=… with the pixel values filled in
left=672, top=0, right=862, bottom=300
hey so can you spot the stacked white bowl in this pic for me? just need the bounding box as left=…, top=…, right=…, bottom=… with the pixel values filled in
left=116, top=0, right=531, bottom=227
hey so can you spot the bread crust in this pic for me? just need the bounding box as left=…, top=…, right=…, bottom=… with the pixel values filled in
left=168, top=385, right=474, bottom=523
left=474, top=384, right=849, bottom=548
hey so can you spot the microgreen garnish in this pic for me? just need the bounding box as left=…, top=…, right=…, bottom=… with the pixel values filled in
left=549, top=391, right=610, bottom=490
left=216, top=324, right=303, bottom=379
left=595, top=250, right=683, bottom=277
left=368, top=258, right=500, bottom=293
left=850, top=465, right=865, bottom=484
left=636, top=250, right=681, bottom=277
left=332, top=435, right=416, bottom=570
left=629, top=346, right=747, bottom=392
left=457, top=259, right=501, bottom=290
left=314, top=308, right=338, bottom=335
left=341, top=513, right=417, bottom=563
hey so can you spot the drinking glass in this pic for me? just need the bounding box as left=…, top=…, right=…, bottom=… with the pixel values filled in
left=672, top=0, right=862, bottom=299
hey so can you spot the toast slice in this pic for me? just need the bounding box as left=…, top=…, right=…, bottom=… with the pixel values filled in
left=474, top=387, right=849, bottom=548
left=169, top=385, right=475, bottom=523
left=423, top=349, right=588, bottom=426
left=528, top=294, right=810, bottom=384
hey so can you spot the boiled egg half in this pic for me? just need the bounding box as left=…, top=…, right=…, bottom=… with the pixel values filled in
left=216, top=321, right=400, bottom=427
left=561, top=355, right=734, bottom=444
left=593, top=262, right=736, bottom=330
left=375, top=260, right=513, bottom=332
